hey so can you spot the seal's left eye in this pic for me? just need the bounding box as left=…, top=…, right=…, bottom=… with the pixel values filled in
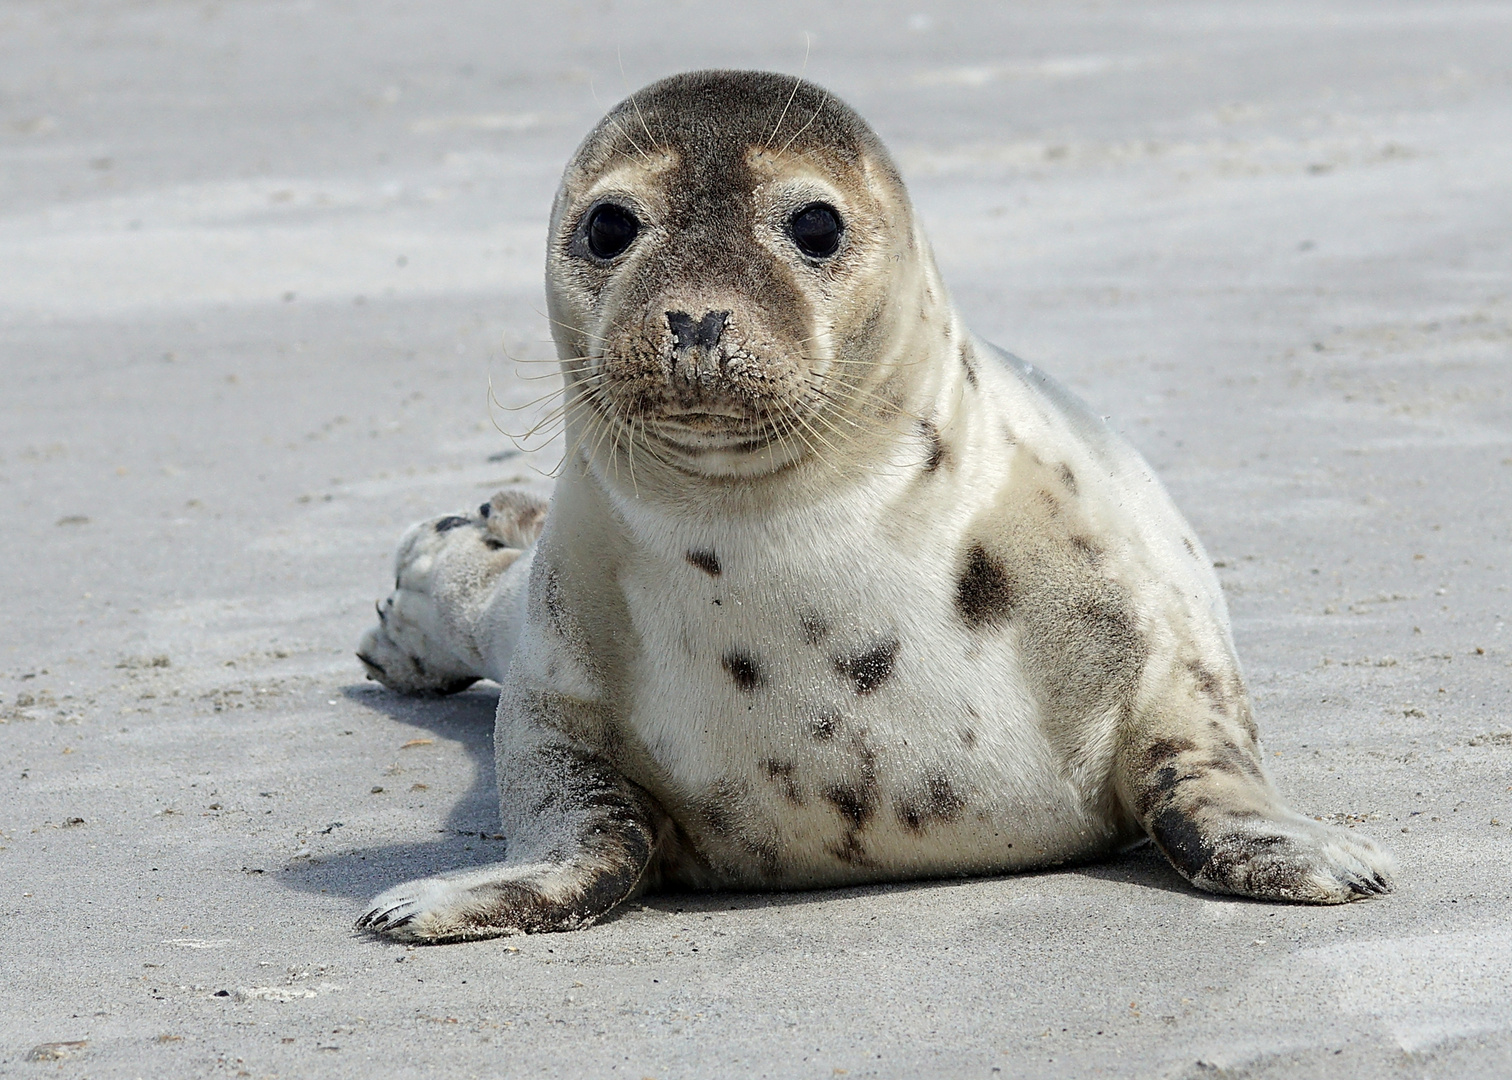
left=789, top=203, right=843, bottom=259
left=585, top=204, right=639, bottom=260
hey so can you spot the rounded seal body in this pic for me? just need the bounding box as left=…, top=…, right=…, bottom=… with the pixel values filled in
left=356, top=71, right=1393, bottom=943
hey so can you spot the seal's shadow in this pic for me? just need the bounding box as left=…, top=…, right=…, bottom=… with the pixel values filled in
left=277, top=683, right=509, bottom=902
left=633, top=841, right=1196, bottom=920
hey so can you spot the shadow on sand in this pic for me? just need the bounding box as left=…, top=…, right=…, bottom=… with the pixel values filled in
left=276, top=682, right=509, bottom=904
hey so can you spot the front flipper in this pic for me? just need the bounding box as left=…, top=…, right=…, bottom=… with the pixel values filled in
left=1118, top=689, right=1395, bottom=904
left=357, top=740, right=657, bottom=943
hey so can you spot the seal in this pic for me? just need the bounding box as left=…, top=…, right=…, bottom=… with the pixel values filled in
left=354, top=70, right=1393, bottom=943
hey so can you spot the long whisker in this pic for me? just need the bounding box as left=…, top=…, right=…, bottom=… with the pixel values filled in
left=766, top=76, right=803, bottom=150
left=554, top=394, right=607, bottom=477
left=531, top=305, right=608, bottom=347
left=764, top=34, right=813, bottom=149
left=494, top=382, right=583, bottom=415
left=778, top=90, right=829, bottom=157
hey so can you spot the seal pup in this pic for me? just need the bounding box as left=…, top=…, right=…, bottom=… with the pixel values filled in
left=355, top=70, right=1393, bottom=943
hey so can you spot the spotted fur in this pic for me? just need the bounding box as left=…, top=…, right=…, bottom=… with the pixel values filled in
left=355, top=71, right=1393, bottom=943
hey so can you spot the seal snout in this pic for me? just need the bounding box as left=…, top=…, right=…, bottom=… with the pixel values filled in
left=665, top=308, right=734, bottom=386
left=658, top=306, right=760, bottom=401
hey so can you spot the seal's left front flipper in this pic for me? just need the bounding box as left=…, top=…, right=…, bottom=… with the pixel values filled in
left=1116, top=679, right=1395, bottom=904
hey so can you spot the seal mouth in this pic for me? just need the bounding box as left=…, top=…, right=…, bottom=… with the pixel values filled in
left=656, top=405, right=754, bottom=423
left=642, top=412, right=781, bottom=453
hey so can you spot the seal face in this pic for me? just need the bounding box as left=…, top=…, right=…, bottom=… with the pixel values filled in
left=545, top=70, right=934, bottom=481
left=355, top=71, right=1394, bottom=943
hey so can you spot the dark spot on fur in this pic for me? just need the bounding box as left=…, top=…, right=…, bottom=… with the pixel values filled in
left=1000, top=421, right=1016, bottom=446
left=761, top=759, right=803, bottom=805
left=919, top=419, right=946, bottom=472
left=1220, top=739, right=1265, bottom=780
left=435, top=515, right=470, bottom=533
left=538, top=565, right=568, bottom=636
left=1139, top=737, right=1198, bottom=772
left=798, top=609, right=829, bottom=646
left=686, top=548, right=721, bottom=576
left=1069, top=535, right=1103, bottom=564
left=1037, top=489, right=1062, bottom=515
left=1188, top=831, right=1334, bottom=899
left=809, top=708, right=840, bottom=740
left=1149, top=807, right=1212, bottom=879
left=896, top=771, right=966, bottom=832
left=722, top=649, right=763, bottom=692
left=960, top=727, right=978, bottom=749
left=834, top=638, right=898, bottom=695
left=1186, top=660, right=1226, bottom=704
left=956, top=544, right=1016, bottom=628
left=482, top=536, right=506, bottom=550
left=1183, top=536, right=1198, bottom=558
left=826, top=832, right=869, bottom=866
left=960, top=344, right=978, bottom=387
left=1057, top=463, right=1078, bottom=495
left=824, top=784, right=876, bottom=829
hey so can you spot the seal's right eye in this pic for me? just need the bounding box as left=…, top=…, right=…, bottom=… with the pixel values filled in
left=585, top=204, right=639, bottom=260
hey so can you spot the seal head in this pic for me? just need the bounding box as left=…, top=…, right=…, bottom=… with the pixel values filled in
left=546, top=70, right=944, bottom=479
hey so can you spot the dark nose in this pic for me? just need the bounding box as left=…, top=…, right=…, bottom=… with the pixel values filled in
left=666, top=310, right=729, bottom=350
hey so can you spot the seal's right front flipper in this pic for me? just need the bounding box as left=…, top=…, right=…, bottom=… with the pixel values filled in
left=356, top=735, right=657, bottom=943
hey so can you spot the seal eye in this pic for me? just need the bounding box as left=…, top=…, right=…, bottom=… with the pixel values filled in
left=789, top=203, right=843, bottom=259
left=585, top=204, right=639, bottom=260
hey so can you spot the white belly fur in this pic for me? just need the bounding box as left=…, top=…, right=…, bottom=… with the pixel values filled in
left=561, top=337, right=1178, bottom=887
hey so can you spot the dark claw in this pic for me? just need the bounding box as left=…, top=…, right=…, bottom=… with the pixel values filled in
left=355, top=652, right=387, bottom=680
left=358, top=900, right=414, bottom=932
left=374, top=600, right=388, bottom=625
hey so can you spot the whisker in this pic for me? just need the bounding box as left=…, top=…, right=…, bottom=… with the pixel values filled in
left=765, top=74, right=804, bottom=150
left=531, top=305, right=608, bottom=346
left=778, top=90, right=829, bottom=157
